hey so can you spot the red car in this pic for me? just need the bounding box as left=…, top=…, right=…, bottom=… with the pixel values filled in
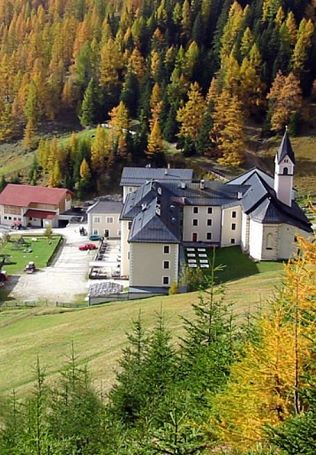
left=79, top=243, right=98, bottom=251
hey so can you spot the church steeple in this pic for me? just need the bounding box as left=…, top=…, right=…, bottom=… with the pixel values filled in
left=274, top=128, right=295, bottom=207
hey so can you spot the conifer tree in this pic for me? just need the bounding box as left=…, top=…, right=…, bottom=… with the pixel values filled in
left=176, top=82, right=206, bottom=145
left=79, top=78, right=96, bottom=127
left=91, top=125, right=108, bottom=173
left=212, top=90, right=245, bottom=167
left=147, top=118, right=164, bottom=156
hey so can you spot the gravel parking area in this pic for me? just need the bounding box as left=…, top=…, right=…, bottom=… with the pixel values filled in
left=7, top=224, right=98, bottom=303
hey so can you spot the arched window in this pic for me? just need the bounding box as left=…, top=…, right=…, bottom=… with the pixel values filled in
left=266, top=233, right=273, bottom=250
left=283, top=167, right=289, bottom=175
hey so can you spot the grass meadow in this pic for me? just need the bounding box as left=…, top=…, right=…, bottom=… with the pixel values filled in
left=0, top=261, right=283, bottom=397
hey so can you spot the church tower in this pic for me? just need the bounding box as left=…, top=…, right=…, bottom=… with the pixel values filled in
left=274, top=128, right=295, bottom=206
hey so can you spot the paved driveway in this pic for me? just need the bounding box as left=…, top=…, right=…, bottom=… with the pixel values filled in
left=8, top=224, right=97, bottom=303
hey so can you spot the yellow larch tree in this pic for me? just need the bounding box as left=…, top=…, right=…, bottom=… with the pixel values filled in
left=292, top=18, right=314, bottom=73
left=91, top=125, right=109, bottom=173
left=212, top=89, right=245, bottom=167
left=147, top=118, right=164, bottom=156
left=176, top=82, right=206, bottom=142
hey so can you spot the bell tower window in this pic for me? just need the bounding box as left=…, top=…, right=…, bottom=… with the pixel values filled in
left=283, top=167, right=288, bottom=175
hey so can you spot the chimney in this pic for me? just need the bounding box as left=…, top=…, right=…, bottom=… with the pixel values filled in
left=200, top=179, right=205, bottom=190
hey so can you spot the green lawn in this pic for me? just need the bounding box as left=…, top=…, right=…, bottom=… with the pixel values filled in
left=185, top=246, right=284, bottom=284
left=0, top=235, right=62, bottom=274
left=0, top=262, right=284, bottom=397
left=213, top=246, right=284, bottom=283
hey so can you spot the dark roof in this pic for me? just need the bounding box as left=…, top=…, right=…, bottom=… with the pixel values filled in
left=155, top=181, right=247, bottom=206
left=277, top=130, right=296, bottom=164
left=87, top=200, right=122, bottom=214
left=242, top=173, right=312, bottom=233
left=129, top=198, right=180, bottom=243
left=120, top=181, right=155, bottom=220
left=120, top=167, right=193, bottom=187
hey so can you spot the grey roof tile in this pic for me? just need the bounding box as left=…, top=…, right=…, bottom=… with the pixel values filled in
left=277, top=130, right=295, bottom=164
left=87, top=200, right=122, bottom=214
left=120, top=167, right=193, bottom=186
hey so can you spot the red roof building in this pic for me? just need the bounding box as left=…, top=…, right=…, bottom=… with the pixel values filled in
left=0, top=184, right=73, bottom=228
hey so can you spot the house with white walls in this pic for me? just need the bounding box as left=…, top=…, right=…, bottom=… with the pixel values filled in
left=119, top=131, right=312, bottom=293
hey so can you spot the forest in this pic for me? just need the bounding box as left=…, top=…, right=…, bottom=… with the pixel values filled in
left=0, top=0, right=315, bottom=193
left=0, top=235, right=315, bottom=454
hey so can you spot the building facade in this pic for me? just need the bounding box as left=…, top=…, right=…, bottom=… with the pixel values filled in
left=119, top=132, right=312, bottom=292
left=87, top=200, right=122, bottom=239
left=0, top=184, right=72, bottom=228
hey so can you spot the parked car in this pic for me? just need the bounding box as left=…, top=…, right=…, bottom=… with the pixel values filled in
left=79, top=243, right=98, bottom=251
left=89, top=234, right=103, bottom=241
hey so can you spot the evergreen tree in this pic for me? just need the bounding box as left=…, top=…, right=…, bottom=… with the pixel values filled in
left=79, top=78, right=96, bottom=127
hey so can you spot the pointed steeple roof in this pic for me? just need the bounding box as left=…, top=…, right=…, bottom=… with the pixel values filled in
left=277, top=128, right=295, bottom=164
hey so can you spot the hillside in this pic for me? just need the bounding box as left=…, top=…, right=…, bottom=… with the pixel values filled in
left=0, top=0, right=315, bottom=196
left=0, top=267, right=282, bottom=396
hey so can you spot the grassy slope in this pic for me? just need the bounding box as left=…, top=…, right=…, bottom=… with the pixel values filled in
left=0, top=265, right=283, bottom=397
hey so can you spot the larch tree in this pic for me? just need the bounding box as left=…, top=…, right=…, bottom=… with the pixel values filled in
left=176, top=82, right=206, bottom=144
left=292, top=19, right=314, bottom=73
left=91, top=125, right=109, bottom=173
left=267, top=72, right=302, bottom=132
left=147, top=118, right=164, bottom=156
left=212, top=89, right=245, bottom=167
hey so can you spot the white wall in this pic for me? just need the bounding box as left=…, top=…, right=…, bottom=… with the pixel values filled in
left=261, top=224, right=279, bottom=260
left=123, top=185, right=137, bottom=202
left=274, top=156, right=294, bottom=206
left=182, top=206, right=222, bottom=243
left=0, top=206, right=23, bottom=226
left=129, top=242, right=179, bottom=288
left=120, top=219, right=130, bottom=276
left=248, top=219, right=263, bottom=260
left=278, top=224, right=310, bottom=259
left=221, top=206, right=242, bottom=247
left=241, top=212, right=250, bottom=252
left=88, top=212, right=121, bottom=238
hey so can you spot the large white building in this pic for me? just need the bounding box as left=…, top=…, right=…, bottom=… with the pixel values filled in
left=96, top=132, right=312, bottom=293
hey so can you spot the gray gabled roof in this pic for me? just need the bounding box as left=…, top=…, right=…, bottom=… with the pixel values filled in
left=120, top=167, right=193, bottom=187
left=227, top=168, right=275, bottom=188
left=277, top=130, right=295, bottom=164
left=87, top=200, right=122, bottom=214
left=120, top=181, right=155, bottom=220
left=129, top=198, right=180, bottom=243
left=242, top=173, right=312, bottom=233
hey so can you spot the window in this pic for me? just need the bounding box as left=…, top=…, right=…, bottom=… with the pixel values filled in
left=207, top=232, right=212, bottom=240
left=163, top=261, right=170, bottom=269
left=128, top=187, right=134, bottom=193
left=8, top=216, right=12, bottom=220
left=93, top=216, right=100, bottom=223
left=163, top=276, right=169, bottom=285
left=266, top=233, right=273, bottom=250
left=283, top=167, right=289, bottom=175
left=207, top=219, right=212, bottom=226
left=193, top=207, right=198, bottom=214
left=13, top=217, right=16, bottom=221
left=232, top=211, right=237, bottom=218
left=93, top=229, right=99, bottom=235
left=208, top=207, right=212, bottom=214
left=128, top=221, right=132, bottom=230
left=193, top=219, right=198, bottom=226
left=107, top=217, right=114, bottom=223
left=4, top=216, right=7, bottom=220
left=231, top=238, right=235, bottom=244
left=164, top=245, right=170, bottom=254
left=232, top=223, right=236, bottom=230
left=192, top=233, right=198, bottom=242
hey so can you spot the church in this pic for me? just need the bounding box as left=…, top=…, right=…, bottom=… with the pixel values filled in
left=96, top=131, right=313, bottom=292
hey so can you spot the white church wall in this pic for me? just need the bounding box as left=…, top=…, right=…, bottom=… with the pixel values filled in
left=221, top=206, right=242, bottom=247
left=278, top=224, right=310, bottom=259
left=261, top=224, right=279, bottom=260
left=248, top=219, right=263, bottom=260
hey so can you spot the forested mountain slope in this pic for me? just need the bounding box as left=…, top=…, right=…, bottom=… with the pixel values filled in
left=0, top=0, right=315, bottom=192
